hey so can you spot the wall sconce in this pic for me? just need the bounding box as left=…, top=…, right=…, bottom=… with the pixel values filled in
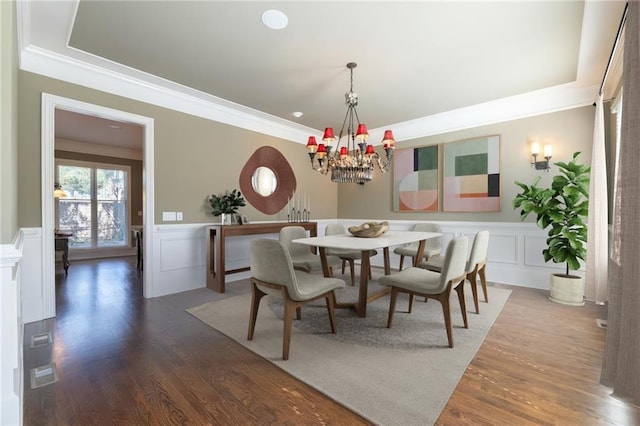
left=54, top=182, right=68, bottom=198
left=530, top=140, right=552, bottom=171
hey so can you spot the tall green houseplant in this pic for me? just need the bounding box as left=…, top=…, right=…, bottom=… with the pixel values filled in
left=512, top=152, right=590, bottom=277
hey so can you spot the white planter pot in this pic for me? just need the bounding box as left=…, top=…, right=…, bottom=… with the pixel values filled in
left=549, top=274, right=585, bottom=306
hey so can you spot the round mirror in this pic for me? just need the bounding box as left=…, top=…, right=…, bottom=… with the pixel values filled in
left=251, top=166, right=278, bottom=197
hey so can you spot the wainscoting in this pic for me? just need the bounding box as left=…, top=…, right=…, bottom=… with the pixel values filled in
left=17, top=219, right=578, bottom=324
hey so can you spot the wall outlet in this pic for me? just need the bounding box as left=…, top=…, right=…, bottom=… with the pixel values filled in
left=176, top=212, right=183, bottom=221
left=162, top=211, right=177, bottom=221
left=138, top=210, right=143, bottom=216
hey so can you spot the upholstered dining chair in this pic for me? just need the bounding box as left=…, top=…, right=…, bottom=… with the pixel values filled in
left=393, top=223, right=442, bottom=271
left=248, top=238, right=346, bottom=360
left=279, top=226, right=342, bottom=275
left=380, top=236, right=469, bottom=348
left=420, top=230, right=489, bottom=314
left=324, top=223, right=377, bottom=286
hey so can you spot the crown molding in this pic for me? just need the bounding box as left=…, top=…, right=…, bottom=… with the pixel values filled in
left=382, top=82, right=599, bottom=143
left=20, top=45, right=597, bottom=146
left=19, top=45, right=316, bottom=144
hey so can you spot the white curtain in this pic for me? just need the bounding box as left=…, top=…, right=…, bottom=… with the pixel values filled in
left=600, top=0, right=640, bottom=405
left=585, top=94, right=608, bottom=303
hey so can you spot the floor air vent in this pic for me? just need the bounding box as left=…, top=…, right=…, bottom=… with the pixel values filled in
left=596, top=319, right=607, bottom=329
left=31, top=332, right=52, bottom=348
left=30, top=363, right=58, bottom=389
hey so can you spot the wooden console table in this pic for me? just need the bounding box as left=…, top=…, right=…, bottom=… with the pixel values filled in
left=206, top=221, right=317, bottom=293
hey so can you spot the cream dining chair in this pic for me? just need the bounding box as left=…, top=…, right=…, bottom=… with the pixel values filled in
left=324, top=223, right=377, bottom=286
left=420, top=230, right=489, bottom=314
left=248, top=238, right=346, bottom=360
left=279, top=226, right=342, bottom=275
left=380, top=236, right=469, bottom=348
left=393, top=223, right=442, bottom=271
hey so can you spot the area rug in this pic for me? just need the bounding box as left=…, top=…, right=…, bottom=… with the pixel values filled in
left=187, top=282, right=511, bottom=425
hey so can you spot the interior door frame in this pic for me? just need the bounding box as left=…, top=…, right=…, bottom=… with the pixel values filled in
left=41, top=93, right=155, bottom=318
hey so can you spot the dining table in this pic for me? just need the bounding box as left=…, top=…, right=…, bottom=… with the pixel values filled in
left=293, top=229, right=441, bottom=317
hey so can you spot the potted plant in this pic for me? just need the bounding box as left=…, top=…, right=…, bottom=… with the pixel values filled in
left=512, top=152, right=590, bottom=306
left=209, top=189, right=246, bottom=224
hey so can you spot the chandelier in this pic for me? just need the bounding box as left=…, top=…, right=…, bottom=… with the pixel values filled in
left=305, top=62, right=395, bottom=185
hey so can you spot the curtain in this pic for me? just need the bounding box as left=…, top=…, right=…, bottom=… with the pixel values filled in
left=600, top=0, right=640, bottom=405
left=585, top=94, right=608, bottom=303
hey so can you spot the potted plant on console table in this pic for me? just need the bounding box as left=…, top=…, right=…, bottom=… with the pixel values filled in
left=512, top=152, right=590, bottom=306
left=209, top=189, right=246, bottom=225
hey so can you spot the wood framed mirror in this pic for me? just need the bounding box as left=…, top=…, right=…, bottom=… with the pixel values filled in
left=239, top=146, right=296, bottom=215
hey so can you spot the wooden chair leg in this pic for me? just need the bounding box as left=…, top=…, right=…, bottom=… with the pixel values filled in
left=468, top=269, right=480, bottom=314
left=436, top=292, right=454, bottom=348
left=398, top=255, right=405, bottom=271
left=341, top=259, right=346, bottom=274
left=454, top=282, right=469, bottom=329
left=296, top=306, right=302, bottom=320
left=408, top=294, right=414, bottom=313
left=387, top=287, right=399, bottom=328
left=368, top=263, right=373, bottom=279
left=479, top=264, right=488, bottom=302
left=325, top=292, right=338, bottom=334
left=248, top=281, right=267, bottom=340
left=282, top=299, right=295, bottom=360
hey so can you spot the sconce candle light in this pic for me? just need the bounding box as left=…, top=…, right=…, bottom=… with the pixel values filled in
left=530, top=139, right=552, bottom=171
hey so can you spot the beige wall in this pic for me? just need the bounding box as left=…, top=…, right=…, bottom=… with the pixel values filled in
left=55, top=150, right=144, bottom=226
left=17, top=71, right=338, bottom=227
left=0, top=0, right=19, bottom=243
left=338, top=106, right=595, bottom=222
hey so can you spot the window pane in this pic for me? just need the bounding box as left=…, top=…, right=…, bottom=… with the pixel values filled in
left=59, top=199, right=92, bottom=247
left=97, top=169, right=126, bottom=200
left=98, top=200, right=126, bottom=246
left=59, top=165, right=91, bottom=199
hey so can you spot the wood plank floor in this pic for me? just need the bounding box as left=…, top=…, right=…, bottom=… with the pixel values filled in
left=23, top=258, right=639, bottom=425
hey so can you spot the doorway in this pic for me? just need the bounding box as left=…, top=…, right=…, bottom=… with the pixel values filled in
left=41, top=93, right=155, bottom=319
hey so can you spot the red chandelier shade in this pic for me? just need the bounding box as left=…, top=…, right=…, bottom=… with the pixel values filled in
left=382, top=130, right=396, bottom=148
left=306, top=136, right=318, bottom=153
left=355, top=124, right=369, bottom=140
left=365, top=144, right=375, bottom=155
left=322, top=127, right=336, bottom=143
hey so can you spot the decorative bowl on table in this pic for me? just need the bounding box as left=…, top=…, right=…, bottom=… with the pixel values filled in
left=348, top=221, right=389, bottom=238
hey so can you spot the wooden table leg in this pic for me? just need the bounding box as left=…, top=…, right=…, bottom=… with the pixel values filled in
left=318, top=247, right=331, bottom=278
left=383, top=247, right=391, bottom=275
left=356, top=250, right=371, bottom=317
left=414, top=240, right=426, bottom=266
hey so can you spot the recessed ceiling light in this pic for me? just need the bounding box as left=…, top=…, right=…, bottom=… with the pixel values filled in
left=108, top=125, right=121, bottom=129
left=262, top=10, right=288, bottom=30
left=292, top=112, right=303, bottom=118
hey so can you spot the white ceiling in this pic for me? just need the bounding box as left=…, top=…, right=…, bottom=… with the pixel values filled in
left=21, top=1, right=626, bottom=148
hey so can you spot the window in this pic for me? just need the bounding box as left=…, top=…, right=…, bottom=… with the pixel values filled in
left=610, top=89, right=623, bottom=265
left=56, top=159, right=130, bottom=248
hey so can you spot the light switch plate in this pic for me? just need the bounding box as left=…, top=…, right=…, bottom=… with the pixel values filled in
left=176, top=212, right=183, bottom=221
left=162, top=211, right=177, bottom=221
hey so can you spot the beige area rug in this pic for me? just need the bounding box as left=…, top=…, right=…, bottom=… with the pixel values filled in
left=187, top=282, right=511, bottom=425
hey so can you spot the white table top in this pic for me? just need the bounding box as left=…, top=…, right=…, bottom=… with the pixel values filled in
left=293, top=230, right=441, bottom=250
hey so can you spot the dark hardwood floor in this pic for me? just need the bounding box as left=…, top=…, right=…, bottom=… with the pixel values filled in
left=23, top=258, right=639, bottom=425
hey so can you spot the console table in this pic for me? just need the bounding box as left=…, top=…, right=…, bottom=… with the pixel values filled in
left=55, top=232, right=72, bottom=276
left=206, top=221, right=317, bottom=293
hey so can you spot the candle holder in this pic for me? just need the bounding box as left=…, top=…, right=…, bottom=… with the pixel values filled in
left=288, top=207, right=311, bottom=223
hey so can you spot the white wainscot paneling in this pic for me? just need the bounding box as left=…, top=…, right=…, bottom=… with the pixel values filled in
left=20, top=228, right=45, bottom=323
left=336, top=219, right=565, bottom=291
left=152, top=225, right=207, bottom=297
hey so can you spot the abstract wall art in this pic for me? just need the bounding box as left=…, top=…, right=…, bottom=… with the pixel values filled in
left=393, top=144, right=439, bottom=212
left=442, top=135, right=501, bottom=212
